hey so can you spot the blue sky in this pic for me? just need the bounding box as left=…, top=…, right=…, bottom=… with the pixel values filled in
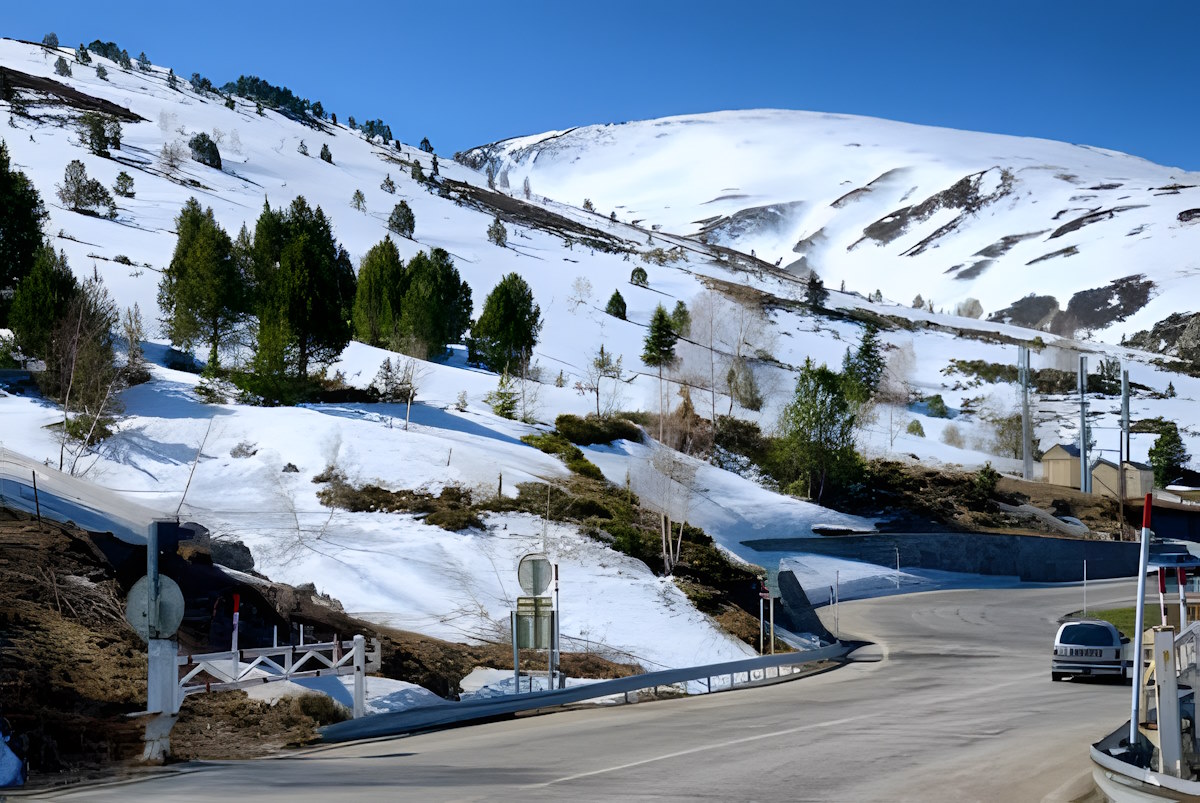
left=5, top=1, right=1198, bottom=168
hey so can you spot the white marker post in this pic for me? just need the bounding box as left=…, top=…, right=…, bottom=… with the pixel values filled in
left=231, top=593, right=240, bottom=682
left=1179, top=567, right=1189, bottom=631
left=1130, top=494, right=1153, bottom=749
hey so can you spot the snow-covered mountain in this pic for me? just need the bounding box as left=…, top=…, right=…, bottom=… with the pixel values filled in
left=461, top=109, right=1200, bottom=342
left=3, top=37, right=1200, bottom=673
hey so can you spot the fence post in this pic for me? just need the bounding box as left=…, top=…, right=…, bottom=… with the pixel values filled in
left=353, top=634, right=366, bottom=719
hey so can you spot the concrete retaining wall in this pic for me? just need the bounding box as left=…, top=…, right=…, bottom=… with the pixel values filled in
left=743, top=532, right=1141, bottom=582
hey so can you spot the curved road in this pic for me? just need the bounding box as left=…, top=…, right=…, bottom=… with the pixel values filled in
left=47, top=581, right=1136, bottom=802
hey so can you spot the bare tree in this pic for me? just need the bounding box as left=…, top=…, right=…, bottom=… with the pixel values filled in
left=878, top=339, right=915, bottom=448
left=567, top=276, right=594, bottom=314
left=576, top=344, right=623, bottom=417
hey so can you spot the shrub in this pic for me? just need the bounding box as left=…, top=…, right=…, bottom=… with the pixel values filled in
left=56, top=160, right=116, bottom=218
left=555, top=413, right=642, bottom=446
left=188, top=132, right=222, bottom=169
left=582, top=198, right=595, bottom=212
left=54, top=56, right=72, bottom=77
left=923, top=394, right=950, bottom=418
left=630, top=266, right=648, bottom=287
left=319, top=143, right=332, bottom=163
left=297, top=140, right=308, bottom=156
left=941, top=423, right=964, bottom=449
left=42, top=33, right=59, bottom=49
left=521, top=432, right=605, bottom=479
left=96, top=64, right=108, bottom=81
left=225, top=97, right=235, bottom=110
left=381, top=173, right=395, bottom=194
left=387, top=201, right=415, bottom=238
left=906, top=419, right=926, bottom=437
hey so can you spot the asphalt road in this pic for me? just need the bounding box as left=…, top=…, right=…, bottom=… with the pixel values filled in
left=45, top=580, right=1138, bottom=802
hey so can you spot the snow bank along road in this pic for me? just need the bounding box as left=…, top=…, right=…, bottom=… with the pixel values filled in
left=46, top=581, right=1134, bottom=802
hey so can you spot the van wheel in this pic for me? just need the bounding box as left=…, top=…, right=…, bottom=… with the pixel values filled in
left=1052, top=672, right=1065, bottom=682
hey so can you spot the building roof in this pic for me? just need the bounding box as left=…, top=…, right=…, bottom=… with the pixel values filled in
left=1094, top=457, right=1152, bottom=472
left=1045, top=443, right=1081, bottom=458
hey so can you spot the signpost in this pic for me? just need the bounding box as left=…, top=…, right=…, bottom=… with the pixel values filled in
left=514, top=553, right=557, bottom=693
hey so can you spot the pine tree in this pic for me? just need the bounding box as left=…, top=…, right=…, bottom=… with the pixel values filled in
left=113, top=171, right=135, bottom=198
left=396, top=248, right=472, bottom=359
left=804, top=274, right=828, bottom=310
left=55, top=56, right=72, bottom=76
left=75, top=45, right=90, bottom=64
left=122, top=303, right=151, bottom=385
left=351, top=189, right=366, bottom=212
left=670, top=300, right=691, bottom=337
left=9, top=246, right=78, bottom=359
left=79, top=112, right=119, bottom=156
left=1149, top=422, right=1191, bottom=488
left=582, top=198, right=595, bottom=213
left=297, top=139, right=308, bottom=156
left=42, top=32, right=59, bottom=49
left=157, top=198, right=244, bottom=368
left=842, top=324, right=885, bottom=404
left=485, top=371, right=518, bottom=419
left=487, top=215, right=507, bottom=247
left=523, top=176, right=531, bottom=199
left=188, top=132, right=221, bottom=169
left=605, top=289, right=627, bottom=320
left=411, top=162, right=425, bottom=183
left=772, top=358, right=859, bottom=503
left=319, top=143, right=332, bottom=163
left=912, top=294, right=924, bottom=309
left=642, top=304, right=678, bottom=440
left=96, top=64, right=108, bottom=81
left=352, top=236, right=405, bottom=347
left=56, top=160, right=116, bottom=218
left=0, top=140, right=49, bottom=327
left=1166, top=381, right=1177, bottom=398
left=471, top=273, right=542, bottom=372
left=137, top=51, right=150, bottom=71
left=380, top=173, right=395, bottom=194
left=630, top=266, right=648, bottom=287
left=387, top=201, right=415, bottom=238
left=167, top=69, right=178, bottom=89
left=419, top=137, right=433, bottom=153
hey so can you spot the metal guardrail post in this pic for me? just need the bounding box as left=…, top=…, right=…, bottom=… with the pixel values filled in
left=353, top=635, right=366, bottom=719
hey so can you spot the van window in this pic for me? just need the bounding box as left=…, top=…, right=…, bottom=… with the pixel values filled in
left=1060, top=624, right=1115, bottom=646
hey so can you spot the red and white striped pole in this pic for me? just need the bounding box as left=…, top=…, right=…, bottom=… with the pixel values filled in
left=1130, top=494, right=1153, bottom=748
left=1178, top=567, right=1189, bottom=631
left=231, top=593, right=241, bottom=682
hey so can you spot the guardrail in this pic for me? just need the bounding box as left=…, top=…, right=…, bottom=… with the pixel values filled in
left=319, top=642, right=848, bottom=743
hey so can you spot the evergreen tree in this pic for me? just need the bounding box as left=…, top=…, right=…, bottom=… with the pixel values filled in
left=523, top=176, right=531, bottom=199
left=396, top=248, right=472, bottom=359
left=9, top=246, right=78, bottom=359
left=387, top=201, right=415, bottom=237
left=122, top=303, right=151, bottom=385
left=0, top=140, right=49, bottom=326
left=630, top=266, right=648, bottom=287
left=252, top=196, right=355, bottom=377
left=471, top=273, right=542, bottom=372
left=167, top=69, right=178, bottom=89
left=670, top=300, right=691, bottom=337
left=841, top=324, right=885, bottom=404
left=486, top=215, right=507, bottom=247
left=225, top=97, right=235, bottom=110
left=912, top=294, right=924, bottom=309
left=419, top=137, right=433, bottom=153
left=642, top=304, right=678, bottom=440
left=116, top=49, right=132, bottom=69
left=352, top=236, right=405, bottom=347
left=380, top=173, right=395, bottom=194
left=804, top=273, right=828, bottom=310
left=96, top=64, right=108, bottom=81
left=113, top=171, right=135, bottom=198
left=411, top=162, right=425, bottom=183
left=319, top=143, right=332, bottom=163
left=1149, top=422, right=1191, bottom=488
left=605, top=289, right=627, bottom=320
left=56, top=160, right=116, bottom=218
left=1166, top=381, right=1177, bottom=398
left=42, top=32, right=59, bottom=49
left=79, top=112, right=119, bottom=156
left=311, top=101, right=324, bottom=119
left=55, top=56, right=72, bottom=76
left=485, top=371, right=518, bottom=419
left=771, top=358, right=859, bottom=503
left=137, top=51, right=151, bottom=71
left=75, top=45, right=90, bottom=64
left=297, top=139, right=309, bottom=156
left=157, top=198, right=244, bottom=368
left=351, top=189, right=366, bottom=211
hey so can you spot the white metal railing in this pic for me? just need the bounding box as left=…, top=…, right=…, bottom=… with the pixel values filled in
left=177, top=636, right=382, bottom=718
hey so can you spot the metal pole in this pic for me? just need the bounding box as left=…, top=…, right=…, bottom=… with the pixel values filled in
left=835, top=570, right=840, bottom=640
left=895, top=547, right=901, bottom=589
left=147, top=524, right=160, bottom=637
left=1159, top=569, right=1168, bottom=627
left=759, top=596, right=764, bottom=654
left=1083, top=559, right=1087, bottom=616
left=511, top=611, right=520, bottom=695
left=231, top=592, right=240, bottom=682
left=1131, top=494, right=1153, bottom=747
left=1120, top=366, right=1130, bottom=539
left=30, top=470, right=42, bottom=524
left=352, top=634, right=366, bottom=719
left=1079, top=355, right=1089, bottom=494
left=1020, top=345, right=1033, bottom=481
left=1178, top=568, right=1188, bottom=632
left=554, top=564, right=561, bottom=689
left=769, top=596, right=775, bottom=655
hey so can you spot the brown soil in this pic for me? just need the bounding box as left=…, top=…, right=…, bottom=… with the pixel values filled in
left=0, top=507, right=640, bottom=789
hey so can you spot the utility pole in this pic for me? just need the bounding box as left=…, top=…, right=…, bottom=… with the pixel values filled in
left=1120, top=364, right=1130, bottom=538
left=1078, top=355, right=1090, bottom=493
left=1019, top=345, right=1033, bottom=481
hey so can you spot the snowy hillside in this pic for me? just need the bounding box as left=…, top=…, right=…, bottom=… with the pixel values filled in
left=462, top=109, right=1200, bottom=343
left=3, top=37, right=1200, bottom=674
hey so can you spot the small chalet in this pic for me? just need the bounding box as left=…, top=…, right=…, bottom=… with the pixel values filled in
left=1091, top=458, right=1154, bottom=501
